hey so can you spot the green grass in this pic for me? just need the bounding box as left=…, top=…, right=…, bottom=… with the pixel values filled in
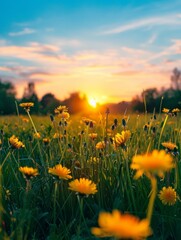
left=0, top=110, right=180, bottom=239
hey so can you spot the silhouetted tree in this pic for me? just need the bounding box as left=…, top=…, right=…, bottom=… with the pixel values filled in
left=20, top=82, right=39, bottom=114
left=62, top=92, right=89, bottom=114
left=0, top=80, right=16, bottom=115
left=171, top=68, right=181, bottom=91
left=40, top=93, right=60, bottom=114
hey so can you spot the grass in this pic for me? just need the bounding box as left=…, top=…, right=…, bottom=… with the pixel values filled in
left=0, top=108, right=180, bottom=239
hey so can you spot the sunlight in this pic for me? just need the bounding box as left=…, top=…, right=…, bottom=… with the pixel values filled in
left=88, top=98, right=97, bottom=108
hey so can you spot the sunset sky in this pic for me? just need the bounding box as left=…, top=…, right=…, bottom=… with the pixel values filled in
left=1, top=0, right=181, bottom=103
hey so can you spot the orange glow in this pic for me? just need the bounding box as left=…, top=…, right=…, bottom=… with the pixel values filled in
left=88, top=98, right=97, bottom=108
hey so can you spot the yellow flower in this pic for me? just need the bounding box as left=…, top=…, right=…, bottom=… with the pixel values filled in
left=48, top=164, right=72, bottom=180
left=158, top=186, right=177, bottom=206
left=9, top=135, right=25, bottom=149
left=54, top=105, right=68, bottom=114
left=21, top=117, right=29, bottom=123
left=43, top=138, right=50, bottom=145
left=89, top=133, right=98, bottom=140
left=34, top=132, right=41, bottom=139
left=57, top=112, right=70, bottom=119
left=131, top=150, right=175, bottom=179
left=19, top=102, right=34, bottom=111
left=19, top=166, right=38, bottom=179
left=113, top=130, right=131, bottom=148
left=69, top=178, right=97, bottom=195
left=53, top=133, right=63, bottom=139
left=96, top=141, right=106, bottom=149
left=162, top=142, right=178, bottom=151
left=91, top=210, right=152, bottom=239
left=162, top=108, right=170, bottom=113
left=172, top=108, right=180, bottom=113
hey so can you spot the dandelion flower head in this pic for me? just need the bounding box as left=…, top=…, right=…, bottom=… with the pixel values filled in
left=91, top=210, right=152, bottom=239
left=9, top=135, right=25, bottom=149
left=131, top=150, right=175, bottom=179
left=19, top=166, right=38, bottom=179
left=69, top=178, right=97, bottom=195
left=158, top=186, right=177, bottom=206
left=48, top=164, right=72, bottom=180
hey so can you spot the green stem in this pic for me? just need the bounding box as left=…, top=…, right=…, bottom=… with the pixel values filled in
left=147, top=176, right=157, bottom=224
left=158, top=114, right=168, bottom=149
left=1, top=151, right=11, bottom=168
left=53, top=182, right=58, bottom=231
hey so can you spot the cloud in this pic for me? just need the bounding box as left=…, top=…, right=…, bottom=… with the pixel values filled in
left=102, top=15, right=181, bottom=35
left=9, top=28, right=36, bottom=36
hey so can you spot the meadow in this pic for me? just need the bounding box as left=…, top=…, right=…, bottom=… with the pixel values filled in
left=0, top=104, right=180, bottom=240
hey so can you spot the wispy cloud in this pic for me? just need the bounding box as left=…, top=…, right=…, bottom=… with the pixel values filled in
left=9, top=28, right=36, bottom=36
left=102, top=15, right=181, bottom=35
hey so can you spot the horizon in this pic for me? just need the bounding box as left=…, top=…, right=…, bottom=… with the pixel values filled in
left=1, top=0, right=181, bottom=104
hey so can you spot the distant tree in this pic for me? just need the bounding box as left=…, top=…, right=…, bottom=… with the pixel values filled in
left=171, top=68, right=181, bottom=91
left=0, top=80, right=16, bottom=115
left=40, top=93, right=60, bottom=114
left=20, top=82, right=39, bottom=114
left=62, top=92, right=89, bottom=114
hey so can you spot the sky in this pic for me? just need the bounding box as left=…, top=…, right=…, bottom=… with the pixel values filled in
left=0, top=0, right=181, bottom=104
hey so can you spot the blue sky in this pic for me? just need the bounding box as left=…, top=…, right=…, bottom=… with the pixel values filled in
left=0, top=0, right=181, bottom=103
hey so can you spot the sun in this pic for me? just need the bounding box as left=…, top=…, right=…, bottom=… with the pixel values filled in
left=88, top=98, right=97, bottom=108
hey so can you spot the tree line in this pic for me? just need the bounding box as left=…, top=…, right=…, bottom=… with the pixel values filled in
left=0, top=68, right=180, bottom=115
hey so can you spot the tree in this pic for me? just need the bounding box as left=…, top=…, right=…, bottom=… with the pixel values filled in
left=20, top=82, right=39, bottom=114
left=171, top=68, right=181, bottom=91
left=0, top=80, right=16, bottom=115
left=40, top=93, right=60, bottom=114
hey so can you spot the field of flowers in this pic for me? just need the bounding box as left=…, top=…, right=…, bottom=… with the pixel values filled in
left=0, top=103, right=180, bottom=240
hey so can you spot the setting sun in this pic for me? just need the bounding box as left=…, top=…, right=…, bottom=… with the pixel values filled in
left=88, top=98, right=97, bottom=108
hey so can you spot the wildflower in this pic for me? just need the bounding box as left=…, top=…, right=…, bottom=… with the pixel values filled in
left=89, top=133, right=98, bottom=140
left=96, top=141, right=106, bottom=149
left=113, top=130, right=131, bottom=149
left=19, top=166, right=38, bottom=179
left=58, top=112, right=70, bottom=119
left=53, top=133, right=63, bottom=139
left=158, top=186, right=177, bottom=206
left=82, top=117, right=96, bottom=126
left=91, top=210, right=152, bottom=239
left=69, top=178, right=97, bottom=195
left=34, top=132, right=41, bottom=139
left=54, top=105, right=68, bottom=114
left=162, top=108, right=170, bottom=113
left=172, top=108, right=180, bottom=113
left=19, top=102, right=34, bottom=112
left=9, top=135, right=25, bottom=149
left=43, top=138, right=50, bottom=145
left=21, top=117, right=29, bottom=123
left=48, top=164, right=72, bottom=180
left=131, top=150, right=175, bottom=179
left=87, top=157, right=100, bottom=164
left=162, top=142, right=178, bottom=151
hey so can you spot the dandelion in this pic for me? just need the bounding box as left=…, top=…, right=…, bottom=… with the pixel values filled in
left=58, top=112, right=70, bottom=120
left=19, top=166, right=38, bottom=179
left=89, top=133, right=98, bottom=140
left=162, top=142, right=178, bottom=151
left=172, top=108, right=180, bottom=113
left=43, top=138, right=50, bottom=145
left=9, top=135, right=25, bottom=149
left=69, top=178, right=97, bottom=195
left=96, top=141, right=106, bottom=149
left=131, top=150, right=175, bottom=179
left=54, top=105, right=68, bottom=114
left=91, top=210, right=152, bottom=239
left=162, top=108, right=170, bottom=113
left=34, top=132, right=41, bottom=139
left=48, top=164, right=72, bottom=180
left=158, top=186, right=177, bottom=206
left=21, top=117, right=29, bottom=123
left=53, top=133, right=63, bottom=139
left=113, top=130, right=131, bottom=149
left=19, top=102, right=34, bottom=112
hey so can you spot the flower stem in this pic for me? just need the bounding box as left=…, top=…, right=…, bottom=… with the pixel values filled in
left=158, top=114, right=168, bottom=149
left=147, top=176, right=157, bottom=224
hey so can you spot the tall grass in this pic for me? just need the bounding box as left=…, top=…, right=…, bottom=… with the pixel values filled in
left=0, top=108, right=180, bottom=239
